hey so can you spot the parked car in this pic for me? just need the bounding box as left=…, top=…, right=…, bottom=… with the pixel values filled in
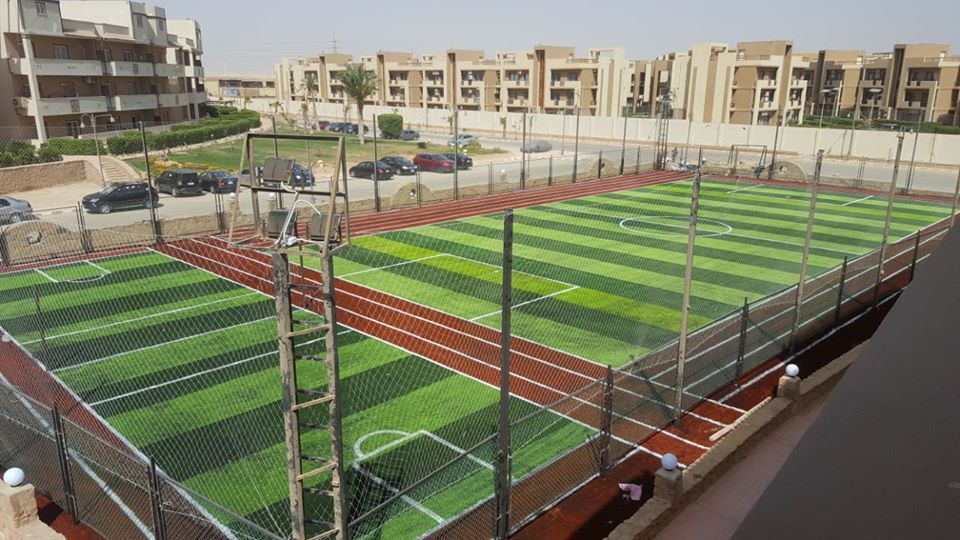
left=349, top=161, right=395, bottom=180
left=0, top=196, right=33, bottom=224
left=317, top=120, right=330, bottom=130
left=441, top=152, right=473, bottom=170
left=342, top=123, right=370, bottom=135
left=239, top=166, right=263, bottom=187
left=81, top=182, right=158, bottom=214
left=521, top=140, right=553, bottom=153
left=399, top=129, right=420, bottom=141
left=381, top=156, right=418, bottom=175
left=447, top=134, right=478, bottom=147
left=290, top=163, right=316, bottom=187
left=326, top=122, right=345, bottom=132
left=156, top=169, right=204, bottom=197
left=413, top=154, right=456, bottom=173
left=198, top=170, right=238, bottom=193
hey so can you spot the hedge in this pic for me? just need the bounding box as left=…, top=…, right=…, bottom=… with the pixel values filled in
left=43, top=137, right=105, bottom=156
left=105, top=109, right=261, bottom=155
left=0, top=141, right=62, bottom=168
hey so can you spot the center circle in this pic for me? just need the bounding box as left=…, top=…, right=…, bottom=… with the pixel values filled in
left=618, top=216, right=733, bottom=238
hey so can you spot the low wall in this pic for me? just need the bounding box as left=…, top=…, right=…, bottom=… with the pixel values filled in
left=0, top=160, right=97, bottom=193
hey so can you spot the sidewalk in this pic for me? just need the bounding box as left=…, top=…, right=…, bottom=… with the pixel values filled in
left=654, top=396, right=828, bottom=540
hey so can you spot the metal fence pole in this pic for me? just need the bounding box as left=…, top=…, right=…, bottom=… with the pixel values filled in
left=909, top=231, right=921, bottom=282
left=32, top=284, right=47, bottom=356
left=488, top=162, right=494, bottom=195
left=572, top=107, right=580, bottom=182
left=51, top=407, right=79, bottom=524
left=599, top=365, right=614, bottom=475
left=874, top=132, right=905, bottom=307
left=904, top=130, right=919, bottom=193
left=417, top=170, right=423, bottom=207
left=495, top=209, right=514, bottom=539
left=950, top=167, right=960, bottom=229
left=672, top=150, right=702, bottom=422
left=635, top=145, right=641, bottom=174
left=619, top=118, right=627, bottom=176
left=734, top=298, right=749, bottom=385
left=148, top=457, right=168, bottom=540
left=75, top=202, right=92, bottom=253
left=548, top=156, right=553, bottom=186
left=373, top=113, right=381, bottom=212
left=597, top=149, right=603, bottom=179
left=788, top=150, right=823, bottom=352
left=140, top=121, right=162, bottom=244
left=453, top=109, right=460, bottom=200
left=833, top=257, right=848, bottom=327
left=520, top=111, right=527, bottom=190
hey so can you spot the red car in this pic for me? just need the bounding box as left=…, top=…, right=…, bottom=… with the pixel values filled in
left=413, top=153, right=456, bottom=173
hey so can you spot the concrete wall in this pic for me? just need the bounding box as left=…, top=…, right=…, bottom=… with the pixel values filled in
left=251, top=97, right=960, bottom=166
left=0, top=160, right=97, bottom=193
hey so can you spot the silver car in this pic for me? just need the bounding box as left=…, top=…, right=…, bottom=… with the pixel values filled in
left=0, top=196, right=33, bottom=224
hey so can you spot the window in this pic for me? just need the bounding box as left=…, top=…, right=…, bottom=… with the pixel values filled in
left=53, top=44, right=68, bottom=60
left=36, top=2, right=46, bottom=16
left=158, top=20, right=165, bottom=30
left=59, top=82, right=76, bottom=97
left=136, top=15, right=144, bottom=28
left=97, top=48, right=112, bottom=62
left=122, top=49, right=133, bottom=62
left=128, top=82, right=139, bottom=94
left=65, top=121, right=80, bottom=138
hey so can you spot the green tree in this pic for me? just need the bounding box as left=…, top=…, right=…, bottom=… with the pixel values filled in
left=499, top=116, right=507, bottom=139
left=377, top=113, right=403, bottom=139
left=339, top=64, right=378, bottom=144
left=269, top=100, right=283, bottom=116
left=298, top=72, right=320, bottom=118
left=300, top=102, right=309, bottom=126
left=242, top=96, right=252, bottom=110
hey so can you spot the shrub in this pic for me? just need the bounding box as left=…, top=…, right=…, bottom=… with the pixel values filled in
left=378, top=113, right=403, bottom=139
left=43, top=137, right=104, bottom=156
left=103, top=110, right=261, bottom=155
left=0, top=152, right=14, bottom=168
left=416, top=141, right=428, bottom=149
left=36, top=145, right=62, bottom=163
left=4, top=141, right=35, bottom=160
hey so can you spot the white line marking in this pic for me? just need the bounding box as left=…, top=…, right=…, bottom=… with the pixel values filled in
left=354, top=430, right=416, bottom=461
left=841, top=194, right=874, bottom=207
left=34, top=267, right=59, bottom=283
left=727, top=183, right=765, bottom=194
left=53, top=316, right=274, bottom=373
left=419, top=430, right=495, bottom=471
left=340, top=254, right=446, bottom=278
left=350, top=463, right=444, bottom=523
left=24, top=292, right=261, bottom=345
left=469, top=285, right=580, bottom=322
left=84, top=260, right=112, bottom=275
left=445, top=253, right=578, bottom=289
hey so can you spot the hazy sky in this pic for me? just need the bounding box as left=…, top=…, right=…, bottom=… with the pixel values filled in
left=158, top=0, right=960, bottom=75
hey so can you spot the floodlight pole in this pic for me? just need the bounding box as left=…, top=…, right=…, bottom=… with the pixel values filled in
left=572, top=106, right=581, bottom=182
left=788, top=150, right=823, bottom=352
left=874, top=131, right=905, bottom=307
left=453, top=107, right=460, bottom=199
left=520, top=110, right=527, bottom=189
left=373, top=113, right=381, bottom=211
left=672, top=148, right=702, bottom=422
left=620, top=116, right=628, bottom=175
left=495, top=209, right=514, bottom=539
left=140, top=121, right=161, bottom=243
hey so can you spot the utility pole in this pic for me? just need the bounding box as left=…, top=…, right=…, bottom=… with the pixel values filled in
left=572, top=105, right=581, bottom=182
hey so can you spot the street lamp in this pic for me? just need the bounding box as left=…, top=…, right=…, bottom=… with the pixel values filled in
left=80, top=113, right=115, bottom=186
left=818, top=88, right=836, bottom=131
left=867, top=88, right=882, bottom=128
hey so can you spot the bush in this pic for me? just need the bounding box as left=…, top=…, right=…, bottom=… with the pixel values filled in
left=36, top=145, right=62, bottom=163
left=43, top=137, right=104, bottom=156
left=104, top=110, right=261, bottom=155
left=416, top=141, right=428, bottom=149
left=378, top=114, right=403, bottom=139
left=0, top=152, right=14, bottom=168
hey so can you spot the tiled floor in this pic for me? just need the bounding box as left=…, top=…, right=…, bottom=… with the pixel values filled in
left=655, top=396, right=828, bottom=540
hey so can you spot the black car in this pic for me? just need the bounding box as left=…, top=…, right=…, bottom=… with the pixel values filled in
left=342, top=123, right=370, bottom=135
left=381, top=156, right=418, bottom=175
left=349, top=161, right=394, bottom=180
left=326, top=122, right=345, bottom=132
left=442, top=153, right=473, bottom=170
left=290, top=164, right=316, bottom=187
left=82, top=182, right=158, bottom=214
left=199, top=170, right=238, bottom=193
left=156, top=169, right=204, bottom=197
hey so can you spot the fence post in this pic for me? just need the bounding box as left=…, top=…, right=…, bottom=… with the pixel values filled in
left=833, top=256, right=848, bottom=327
left=148, top=457, right=168, bottom=540
left=734, top=298, right=749, bottom=386
left=32, top=285, right=47, bottom=357
left=788, top=150, right=823, bottom=353
left=140, top=121, right=162, bottom=244
left=597, top=150, right=603, bottom=179
left=494, top=209, right=514, bottom=539
left=488, top=162, right=494, bottom=195
left=51, top=407, right=79, bottom=524
left=75, top=202, right=93, bottom=254
left=599, top=365, right=614, bottom=475
left=635, top=145, right=641, bottom=174
left=548, top=156, right=553, bottom=186
left=909, top=231, right=921, bottom=282
left=417, top=170, right=423, bottom=207
left=950, top=167, right=960, bottom=229
left=874, top=131, right=905, bottom=307
left=672, top=150, right=702, bottom=422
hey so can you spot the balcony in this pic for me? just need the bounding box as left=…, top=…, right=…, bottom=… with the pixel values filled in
left=898, top=99, right=927, bottom=109
left=460, top=96, right=479, bottom=104
left=428, top=96, right=444, bottom=103
left=425, top=79, right=444, bottom=87
left=906, top=79, right=938, bottom=89
left=757, top=100, right=777, bottom=110
left=756, top=79, right=777, bottom=88
left=508, top=98, right=528, bottom=106
left=388, top=95, right=406, bottom=102
left=824, top=79, right=843, bottom=88
left=505, top=79, right=528, bottom=87
left=188, top=91, right=207, bottom=105
left=461, top=79, right=478, bottom=86
left=154, top=63, right=185, bottom=78
left=8, top=57, right=103, bottom=77
left=104, top=61, right=155, bottom=77
left=18, top=96, right=110, bottom=117
left=789, top=99, right=803, bottom=108
left=388, top=79, right=408, bottom=87
left=184, top=64, right=203, bottom=79
left=790, top=78, right=808, bottom=88
left=157, top=93, right=187, bottom=107
left=109, top=94, right=159, bottom=111
left=859, top=79, right=884, bottom=88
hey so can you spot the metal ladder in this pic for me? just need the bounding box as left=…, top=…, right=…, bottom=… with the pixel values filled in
left=272, top=247, right=349, bottom=540
left=654, top=105, right=670, bottom=171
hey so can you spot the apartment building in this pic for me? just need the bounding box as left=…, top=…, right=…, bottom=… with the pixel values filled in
left=806, top=43, right=960, bottom=125
left=274, top=40, right=960, bottom=126
left=204, top=75, right=275, bottom=103
left=0, top=0, right=206, bottom=141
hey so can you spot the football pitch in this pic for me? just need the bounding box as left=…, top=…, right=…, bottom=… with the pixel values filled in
left=0, top=177, right=950, bottom=539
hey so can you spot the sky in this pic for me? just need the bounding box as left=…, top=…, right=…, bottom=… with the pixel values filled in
left=156, top=0, right=960, bottom=75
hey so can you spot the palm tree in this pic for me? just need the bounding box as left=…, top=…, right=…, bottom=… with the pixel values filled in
left=269, top=101, right=282, bottom=116
left=339, top=64, right=377, bottom=144
left=300, top=102, right=309, bottom=126
left=242, top=96, right=252, bottom=110
left=298, top=73, right=320, bottom=118
left=499, top=116, right=507, bottom=139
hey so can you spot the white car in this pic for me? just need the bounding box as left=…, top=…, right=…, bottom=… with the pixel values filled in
left=447, top=134, right=478, bottom=147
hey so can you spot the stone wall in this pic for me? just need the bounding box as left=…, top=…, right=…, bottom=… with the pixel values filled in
left=0, top=160, right=97, bottom=194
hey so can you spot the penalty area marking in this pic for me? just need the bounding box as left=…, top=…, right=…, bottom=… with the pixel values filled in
left=34, top=260, right=112, bottom=284
left=619, top=216, right=733, bottom=238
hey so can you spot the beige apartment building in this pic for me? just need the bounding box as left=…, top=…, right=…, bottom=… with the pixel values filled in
left=204, top=75, right=276, bottom=104
left=275, top=40, right=960, bottom=127
left=0, top=0, right=206, bottom=142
